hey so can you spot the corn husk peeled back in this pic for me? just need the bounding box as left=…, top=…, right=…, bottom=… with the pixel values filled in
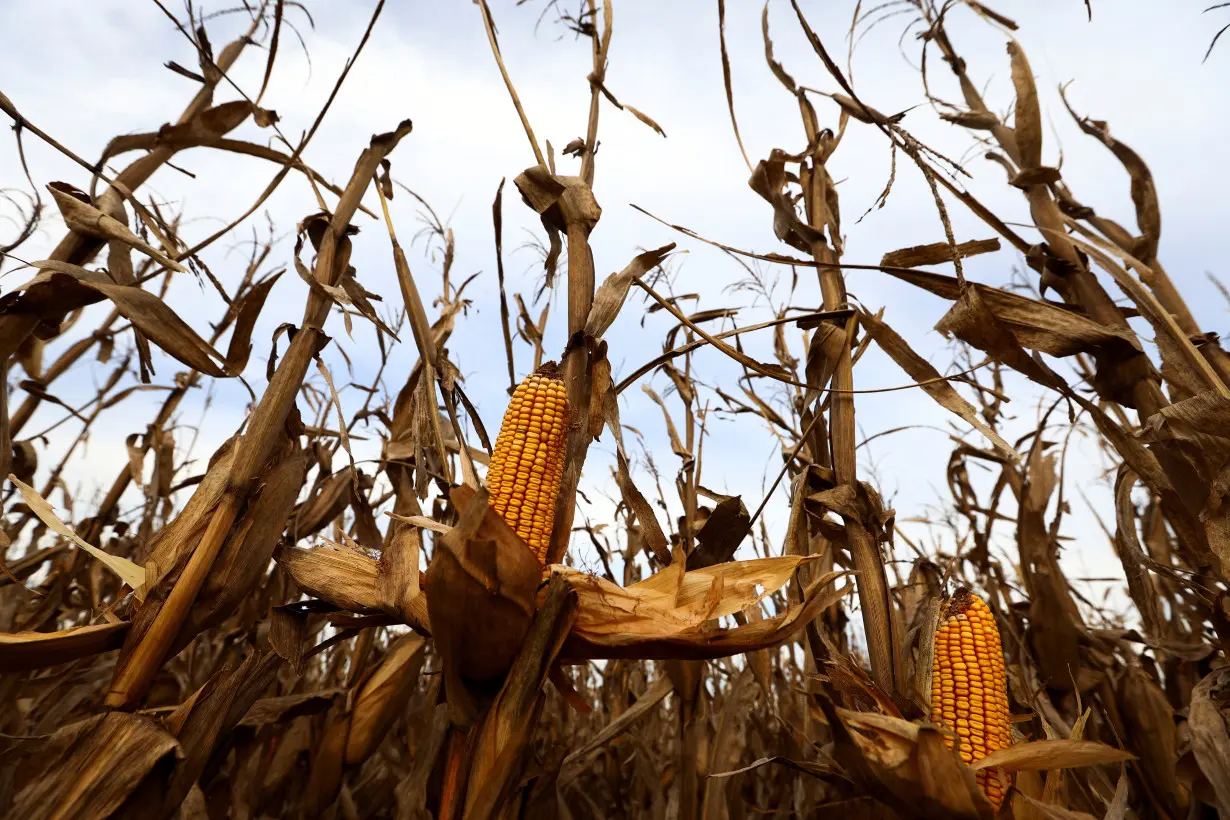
left=422, top=484, right=542, bottom=723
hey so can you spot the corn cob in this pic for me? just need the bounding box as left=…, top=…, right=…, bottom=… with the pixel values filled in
left=930, top=588, right=1011, bottom=809
left=485, top=362, right=568, bottom=564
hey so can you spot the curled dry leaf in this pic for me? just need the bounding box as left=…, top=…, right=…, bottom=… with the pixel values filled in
left=224, top=272, right=282, bottom=372
left=45, top=182, right=186, bottom=272
left=559, top=572, right=852, bottom=661
left=386, top=511, right=452, bottom=535
left=821, top=698, right=992, bottom=819
left=584, top=244, right=676, bottom=339
left=276, top=542, right=389, bottom=616
left=1008, top=41, right=1043, bottom=169
left=1059, top=85, right=1161, bottom=259
left=152, top=99, right=255, bottom=149
left=549, top=558, right=832, bottom=640
left=686, top=492, right=752, bottom=570
left=881, top=266, right=1140, bottom=359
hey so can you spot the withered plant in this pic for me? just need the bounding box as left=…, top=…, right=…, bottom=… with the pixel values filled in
left=0, top=1, right=1228, bottom=819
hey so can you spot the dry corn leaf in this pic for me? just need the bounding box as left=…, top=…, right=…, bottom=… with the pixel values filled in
left=551, top=558, right=829, bottom=639
left=1008, top=41, right=1042, bottom=169
left=825, top=92, right=897, bottom=126
left=884, top=267, right=1138, bottom=359
left=291, top=467, right=355, bottom=540
left=584, top=244, right=675, bottom=339
left=602, top=377, right=672, bottom=564
left=0, top=621, right=130, bottom=673
left=223, top=272, right=282, bottom=373
left=9, top=474, right=146, bottom=596
left=859, top=308, right=1018, bottom=459
left=304, top=711, right=350, bottom=815
left=560, top=575, right=851, bottom=660
left=276, top=535, right=432, bottom=635
left=268, top=603, right=314, bottom=674
left=386, top=511, right=451, bottom=535
left=11, top=713, right=181, bottom=820
left=588, top=346, right=613, bottom=442
left=941, top=110, right=1001, bottom=130
left=149, top=99, right=255, bottom=149
left=379, top=499, right=425, bottom=622
left=1065, top=233, right=1225, bottom=395
left=238, top=691, right=343, bottom=727
left=1189, top=668, right=1230, bottom=816
left=1104, top=771, right=1131, bottom=820
left=1117, top=666, right=1188, bottom=816
left=45, top=182, right=185, bottom=272
left=147, top=652, right=283, bottom=816
left=821, top=694, right=989, bottom=819
left=686, top=492, right=752, bottom=570
left=275, top=542, right=387, bottom=615
left=880, top=238, right=1000, bottom=268
left=1059, top=87, right=1160, bottom=259
left=836, top=709, right=923, bottom=769
left=1111, top=466, right=1167, bottom=644
left=1139, top=389, right=1230, bottom=443
left=558, top=676, right=673, bottom=786
left=749, top=153, right=828, bottom=254
left=970, top=739, right=1134, bottom=773
left=1013, top=794, right=1098, bottom=820
left=345, top=634, right=428, bottom=764
left=29, top=261, right=231, bottom=377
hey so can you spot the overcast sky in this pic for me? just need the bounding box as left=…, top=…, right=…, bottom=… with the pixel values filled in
left=2, top=0, right=1228, bottom=625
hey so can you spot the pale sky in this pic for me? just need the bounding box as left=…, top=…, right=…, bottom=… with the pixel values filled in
left=2, top=0, right=1228, bottom=625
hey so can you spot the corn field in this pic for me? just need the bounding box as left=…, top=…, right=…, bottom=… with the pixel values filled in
left=1, top=1, right=1228, bottom=818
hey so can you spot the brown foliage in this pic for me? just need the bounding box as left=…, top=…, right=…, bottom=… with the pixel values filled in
left=0, top=1, right=1226, bottom=819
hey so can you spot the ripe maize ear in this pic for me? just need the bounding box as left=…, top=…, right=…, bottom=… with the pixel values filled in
left=930, top=588, right=1011, bottom=809
left=486, top=362, right=568, bottom=564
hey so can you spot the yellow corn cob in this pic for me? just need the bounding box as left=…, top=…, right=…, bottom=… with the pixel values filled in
left=485, top=362, right=568, bottom=564
left=930, top=588, right=1011, bottom=809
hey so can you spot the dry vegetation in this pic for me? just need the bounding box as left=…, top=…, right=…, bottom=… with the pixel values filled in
left=1, top=1, right=1228, bottom=818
